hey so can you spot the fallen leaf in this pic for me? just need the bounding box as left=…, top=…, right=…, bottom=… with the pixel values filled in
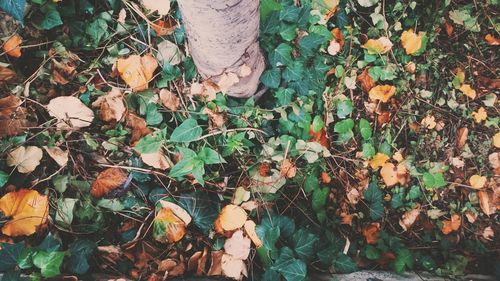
left=357, top=68, right=375, bottom=92
left=47, top=96, right=95, bottom=129
left=380, top=162, right=407, bottom=187
left=441, top=214, right=461, bottom=235
left=116, top=54, right=158, bottom=91
left=0, top=95, right=28, bottom=138
left=217, top=72, right=239, bottom=93
left=485, top=34, right=500, bottom=46
left=404, top=61, right=416, bottom=73
left=464, top=211, right=477, bottom=223
left=0, top=189, right=48, bottom=236
left=369, top=85, right=396, bottom=103
left=157, top=40, right=184, bottom=66
left=239, top=64, right=252, bottom=77
left=159, top=89, right=180, bottom=111
left=489, top=153, right=500, bottom=174
left=308, top=126, right=329, bottom=148
left=399, top=204, right=421, bottom=231
left=97, top=245, right=122, bottom=265
left=90, top=168, right=130, bottom=198
left=203, top=107, right=225, bottom=128
left=92, top=87, right=126, bottom=123
left=159, top=200, right=191, bottom=225
left=478, top=190, right=493, bottom=216
left=6, top=146, right=43, bottom=173
left=450, top=157, right=465, bottom=169
left=362, top=37, right=393, bottom=54
left=280, top=159, right=297, bottom=178
left=493, top=132, right=500, bottom=148
left=327, top=40, right=341, bottom=56
left=3, top=34, right=22, bottom=58
left=43, top=146, right=69, bottom=167
left=117, top=8, right=126, bottom=23
left=321, top=172, right=332, bottom=184
left=214, top=204, right=247, bottom=234
left=421, top=115, right=437, bottom=129
left=243, top=220, right=262, bottom=248
left=221, top=253, right=247, bottom=280
left=469, top=175, right=487, bottom=189
left=331, top=28, right=344, bottom=49
left=444, top=20, right=454, bottom=37
left=153, top=207, right=186, bottom=243
left=362, top=223, right=380, bottom=244
left=0, top=66, right=17, bottom=82
left=401, top=29, right=426, bottom=55
left=347, top=188, right=360, bottom=205
left=190, top=80, right=220, bottom=101
left=482, top=226, right=494, bottom=241
left=455, top=127, right=468, bottom=149
left=151, top=19, right=177, bottom=36
left=208, top=251, right=223, bottom=276
left=224, top=230, right=251, bottom=260
left=471, top=107, right=487, bottom=123
left=126, top=113, right=152, bottom=145
left=233, top=186, right=250, bottom=205
left=51, top=58, right=78, bottom=85
left=142, top=0, right=171, bottom=15
left=459, top=84, right=476, bottom=99
left=370, top=153, right=389, bottom=169
left=141, top=150, right=171, bottom=170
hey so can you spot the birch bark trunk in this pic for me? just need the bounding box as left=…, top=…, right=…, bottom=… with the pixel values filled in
left=177, top=0, right=265, bottom=98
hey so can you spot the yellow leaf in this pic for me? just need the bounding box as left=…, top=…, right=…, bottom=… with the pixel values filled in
left=0, top=189, right=48, bottom=237
left=471, top=107, right=487, bottom=123
left=362, top=37, right=393, bottom=55
left=3, top=35, right=22, bottom=58
left=369, top=153, right=389, bottom=169
left=243, top=220, right=263, bottom=248
left=214, top=204, right=247, bottom=234
left=459, top=84, right=476, bottom=99
left=380, top=162, right=407, bottom=187
left=159, top=200, right=191, bottom=225
left=421, top=115, right=437, bottom=129
left=401, top=29, right=424, bottom=55
left=493, top=132, right=500, bottom=148
left=153, top=207, right=186, bottom=243
left=116, top=54, right=158, bottom=91
left=368, top=85, right=396, bottom=103
left=469, top=175, right=487, bottom=189
left=6, top=146, right=43, bottom=174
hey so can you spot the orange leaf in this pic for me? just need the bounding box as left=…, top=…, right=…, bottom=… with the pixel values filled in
left=151, top=19, right=177, bottom=36
left=116, top=54, right=158, bottom=91
left=90, top=168, right=129, bottom=198
left=0, top=189, right=48, bottom=237
left=399, top=204, right=421, bottom=231
left=362, top=223, right=380, bottom=244
left=444, top=20, right=454, bottom=37
left=478, top=191, right=493, bottom=216
left=214, top=204, right=247, bottom=234
left=308, top=126, right=329, bottom=148
left=125, top=113, right=152, bottom=146
left=3, top=35, right=22, bottom=58
left=380, top=162, right=407, bottom=187
left=369, top=153, right=389, bottom=169
left=357, top=68, right=375, bottom=93
left=441, top=214, right=461, bottom=235
left=471, top=107, right=487, bottom=123
left=368, top=85, right=396, bottom=103
left=469, top=175, right=487, bottom=189
left=485, top=34, right=500, bottom=46
left=153, top=207, right=186, bottom=243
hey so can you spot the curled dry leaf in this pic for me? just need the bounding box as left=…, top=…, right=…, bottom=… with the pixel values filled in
left=92, top=87, right=126, bottom=123
left=224, top=230, right=251, bottom=260
left=421, top=115, right=437, bottom=129
left=233, top=186, right=250, bottom=205
left=217, top=72, right=239, bottom=93
left=6, top=146, right=43, bottom=173
left=362, top=223, right=380, bottom=244
left=239, top=64, right=252, bottom=77
left=214, top=204, right=247, bottom=234
left=455, top=127, right=468, bottom=149
left=489, top=153, right=500, bottom=175
left=471, top=107, right=487, bottom=123
left=459, top=84, right=476, bottom=99
left=478, top=190, right=493, bottom=216
left=369, top=153, right=389, bottom=169
left=203, top=107, right=225, bottom=129
left=485, top=34, right=500, bottom=46
left=482, top=226, right=494, bottom=241
left=152, top=18, right=177, bottom=36
left=280, top=159, right=297, bottom=178
left=0, top=95, right=28, bottom=138
left=221, top=253, right=247, bottom=281
left=0, top=66, right=16, bottom=82
left=142, top=0, right=171, bottom=15
left=469, top=175, right=487, bottom=189
left=243, top=220, right=263, bottom=248
left=362, top=37, right=393, bottom=54
left=159, top=89, right=180, bottom=111
left=153, top=207, right=187, bottom=243
left=208, top=250, right=224, bottom=276
left=380, top=162, right=407, bottom=187
left=401, top=29, right=426, bottom=55
left=43, top=146, right=69, bottom=167
left=369, top=85, right=396, bottom=103
left=125, top=113, right=152, bottom=145
left=3, top=34, right=22, bottom=58
left=116, top=54, right=158, bottom=91
left=190, top=80, right=220, bottom=101
left=51, top=58, right=78, bottom=85
left=90, top=168, right=130, bottom=198
left=141, top=150, right=171, bottom=170
left=444, top=20, right=454, bottom=37
left=357, top=68, right=375, bottom=93
left=327, top=40, right=341, bottom=56
left=0, top=189, right=48, bottom=237
left=157, top=40, right=184, bottom=66
left=399, top=204, right=421, bottom=231
left=47, top=96, right=94, bottom=129
left=159, top=200, right=192, bottom=226
left=441, top=214, right=461, bottom=235
left=321, top=171, right=332, bottom=184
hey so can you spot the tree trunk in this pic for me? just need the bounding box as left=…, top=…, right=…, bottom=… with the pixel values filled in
left=177, top=0, right=265, bottom=98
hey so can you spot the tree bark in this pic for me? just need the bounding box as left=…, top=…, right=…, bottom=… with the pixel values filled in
left=177, top=0, right=265, bottom=98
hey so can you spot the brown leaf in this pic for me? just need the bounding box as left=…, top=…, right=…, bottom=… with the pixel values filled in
left=0, top=95, right=28, bottom=139
left=92, top=88, right=126, bottom=123
left=224, top=230, right=251, bottom=260
left=280, top=159, right=297, bottom=178
left=141, top=151, right=171, bottom=170
left=455, top=127, right=468, bottom=149
left=125, top=113, right=152, bottom=146
left=485, top=34, right=500, bottom=46
left=399, top=204, right=421, bottom=231
left=380, top=162, right=407, bottom=187
left=357, top=68, right=375, bottom=93
left=203, top=107, right=225, bottom=129
left=159, top=89, right=180, bottom=111
left=478, top=190, right=493, bottom=216
left=331, top=28, right=344, bottom=49
left=441, top=214, right=461, bottom=235
left=151, top=18, right=177, bottom=36
left=90, top=168, right=129, bottom=198
left=208, top=251, right=223, bottom=276
left=43, top=146, right=69, bottom=167
left=0, top=66, right=16, bottom=82
left=97, top=245, right=123, bottom=265
left=308, top=126, right=329, bottom=148
left=3, top=34, right=22, bottom=58
left=362, top=223, right=380, bottom=244
left=51, top=58, right=77, bottom=85
left=444, top=20, right=454, bottom=37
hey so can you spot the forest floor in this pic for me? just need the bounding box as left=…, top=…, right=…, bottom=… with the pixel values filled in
left=0, top=0, right=499, bottom=281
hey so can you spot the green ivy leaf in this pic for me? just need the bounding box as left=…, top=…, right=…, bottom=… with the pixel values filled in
left=39, top=9, right=63, bottom=30
left=269, top=43, right=293, bottom=67
left=333, top=253, right=358, bottom=273
left=0, top=242, right=25, bottom=271
left=0, top=170, right=9, bottom=188
left=292, top=228, right=319, bottom=262
left=177, top=192, right=219, bottom=233
left=67, top=240, right=95, bottom=275
left=0, top=0, right=26, bottom=22
left=393, top=248, right=414, bottom=274
left=33, top=251, right=65, bottom=278
left=261, top=68, right=281, bottom=88
left=359, top=118, right=372, bottom=140
left=198, top=147, right=226, bottom=165
left=170, top=119, right=202, bottom=142
left=336, top=100, right=353, bottom=119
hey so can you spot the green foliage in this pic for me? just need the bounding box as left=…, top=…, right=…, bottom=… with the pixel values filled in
left=0, top=0, right=26, bottom=22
